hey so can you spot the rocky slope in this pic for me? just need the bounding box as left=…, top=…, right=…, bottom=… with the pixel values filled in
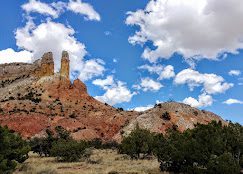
left=120, top=102, right=225, bottom=138
left=0, top=51, right=225, bottom=142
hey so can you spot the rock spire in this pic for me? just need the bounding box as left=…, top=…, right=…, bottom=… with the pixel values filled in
left=60, top=51, right=70, bottom=79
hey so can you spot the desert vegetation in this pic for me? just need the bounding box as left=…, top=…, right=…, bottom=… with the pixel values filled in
left=119, top=121, right=243, bottom=174
left=15, top=149, right=162, bottom=174
left=1, top=121, right=243, bottom=174
left=0, top=126, right=30, bottom=173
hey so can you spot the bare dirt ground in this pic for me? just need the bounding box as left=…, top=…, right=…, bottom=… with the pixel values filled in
left=14, top=149, right=170, bottom=174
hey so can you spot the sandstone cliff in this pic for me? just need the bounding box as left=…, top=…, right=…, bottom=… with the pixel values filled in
left=0, top=51, right=225, bottom=142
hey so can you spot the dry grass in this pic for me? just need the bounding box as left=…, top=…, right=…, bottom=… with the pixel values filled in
left=14, top=149, right=170, bottom=174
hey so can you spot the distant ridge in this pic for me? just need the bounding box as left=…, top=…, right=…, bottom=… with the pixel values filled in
left=0, top=51, right=225, bottom=142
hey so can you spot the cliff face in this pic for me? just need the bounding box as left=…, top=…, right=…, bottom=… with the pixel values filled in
left=0, top=51, right=226, bottom=142
left=38, top=52, right=54, bottom=77
left=0, top=51, right=54, bottom=85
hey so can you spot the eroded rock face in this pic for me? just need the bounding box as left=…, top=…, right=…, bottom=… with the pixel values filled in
left=0, top=51, right=226, bottom=142
left=60, top=51, right=70, bottom=79
left=0, top=52, right=54, bottom=85
left=38, top=52, right=54, bottom=77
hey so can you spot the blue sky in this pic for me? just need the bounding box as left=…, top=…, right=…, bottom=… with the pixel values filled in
left=0, top=0, right=242, bottom=124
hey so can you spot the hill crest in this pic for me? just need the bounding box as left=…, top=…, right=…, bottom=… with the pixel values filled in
left=0, top=51, right=225, bottom=142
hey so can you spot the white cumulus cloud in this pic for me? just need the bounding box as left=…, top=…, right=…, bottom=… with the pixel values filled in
left=134, top=77, right=163, bottom=92
left=130, top=104, right=154, bottom=112
left=228, top=70, right=241, bottom=76
left=183, top=93, right=213, bottom=108
left=126, top=0, right=243, bottom=64
left=174, top=69, right=233, bottom=94
left=0, top=48, right=32, bottom=64
left=223, top=99, right=243, bottom=105
left=67, top=0, right=101, bottom=21
left=129, top=100, right=163, bottom=111
left=158, top=65, right=175, bottom=80
left=22, top=0, right=60, bottom=18
left=22, top=0, right=101, bottom=21
left=138, top=64, right=175, bottom=80
left=78, top=59, right=105, bottom=81
left=92, top=75, right=114, bottom=90
left=93, top=76, right=136, bottom=105
left=138, top=64, right=163, bottom=74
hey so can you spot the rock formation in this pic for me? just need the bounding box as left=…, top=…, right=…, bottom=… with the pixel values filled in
left=60, top=51, right=70, bottom=79
left=0, top=51, right=226, bottom=142
left=38, top=52, right=54, bottom=77
left=0, top=52, right=55, bottom=83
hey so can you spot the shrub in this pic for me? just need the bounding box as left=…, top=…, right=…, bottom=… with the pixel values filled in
left=118, top=125, right=155, bottom=159
left=8, top=96, right=15, bottom=100
left=0, top=108, right=4, bottom=113
left=207, top=153, right=241, bottom=174
left=88, top=138, right=102, bottom=149
left=87, top=139, right=119, bottom=149
left=30, top=126, right=91, bottom=162
left=150, top=133, right=166, bottom=157
left=69, top=113, right=77, bottom=118
left=0, top=126, right=30, bottom=173
left=157, top=121, right=243, bottom=173
left=117, top=107, right=124, bottom=111
left=102, top=141, right=119, bottom=149
left=193, top=111, right=199, bottom=116
left=51, top=140, right=88, bottom=162
left=161, top=112, right=171, bottom=120
left=30, top=127, right=71, bottom=157
left=19, top=91, right=42, bottom=103
left=55, top=126, right=71, bottom=140
left=29, top=136, right=53, bottom=157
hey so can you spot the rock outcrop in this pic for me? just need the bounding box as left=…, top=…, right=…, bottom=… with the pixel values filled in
left=60, top=51, right=70, bottom=79
left=0, top=51, right=226, bottom=142
left=38, top=52, right=54, bottom=77
left=0, top=52, right=54, bottom=85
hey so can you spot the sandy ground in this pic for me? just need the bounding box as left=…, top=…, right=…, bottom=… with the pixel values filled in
left=14, top=149, right=170, bottom=174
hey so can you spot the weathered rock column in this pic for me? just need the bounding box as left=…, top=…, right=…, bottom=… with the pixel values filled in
left=40, top=52, right=54, bottom=77
left=60, top=51, right=70, bottom=79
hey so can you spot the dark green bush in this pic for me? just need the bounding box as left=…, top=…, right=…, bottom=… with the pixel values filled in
left=0, top=126, right=30, bottom=173
left=161, top=112, right=171, bottom=120
left=117, top=107, right=124, bottom=111
left=156, top=121, right=243, bottom=173
left=118, top=125, right=155, bottom=159
left=54, top=126, right=71, bottom=140
left=30, top=126, right=71, bottom=157
left=0, top=108, right=4, bottom=113
left=30, top=126, right=90, bottom=162
left=50, top=140, right=88, bottom=162
left=207, top=152, right=241, bottom=174
left=102, top=141, right=119, bottom=149
left=88, top=138, right=102, bottom=149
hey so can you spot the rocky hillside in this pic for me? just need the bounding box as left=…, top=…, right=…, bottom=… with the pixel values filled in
left=120, top=102, right=225, bottom=138
left=0, top=51, right=225, bottom=142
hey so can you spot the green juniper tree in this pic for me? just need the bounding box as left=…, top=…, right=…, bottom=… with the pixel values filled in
left=0, top=126, right=30, bottom=173
left=119, top=124, right=155, bottom=159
